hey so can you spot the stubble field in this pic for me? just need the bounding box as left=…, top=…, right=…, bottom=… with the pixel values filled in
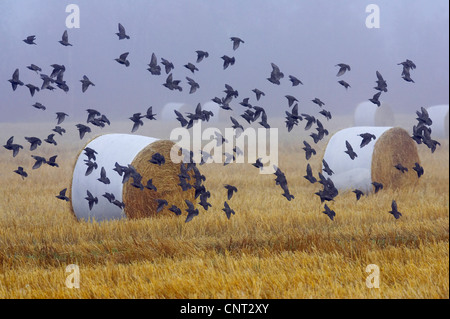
left=0, top=116, right=448, bottom=299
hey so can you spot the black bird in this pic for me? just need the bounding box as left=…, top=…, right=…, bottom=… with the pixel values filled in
left=14, top=166, right=28, bottom=179
left=186, top=77, right=200, bottom=94
left=335, top=63, right=350, bottom=76
left=224, top=84, right=238, bottom=99
left=103, top=192, right=115, bottom=203
left=116, top=23, right=130, bottom=39
left=129, top=113, right=144, bottom=133
left=25, top=84, right=40, bottom=97
left=32, top=102, right=46, bottom=111
left=301, top=113, right=316, bottom=130
left=115, top=52, right=130, bottom=67
left=185, top=199, right=199, bottom=223
left=369, top=91, right=382, bottom=106
left=401, top=66, right=415, bottom=83
left=288, top=75, right=303, bottom=86
left=395, top=163, right=408, bottom=173
left=3, top=136, right=23, bottom=157
left=52, top=126, right=66, bottom=136
left=169, top=205, right=182, bottom=216
left=302, top=141, right=316, bottom=160
left=230, top=116, right=244, bottom=132
left=230, top=37, right=244, bottom=50
left=156, top=199, right=168, bottom=213
left=267, top=63, right=284, bottom=85
left=222, top=201, right=235, bottom=219
left=239, top=97, right=252, bottom=108
left=97, top=167, right=110, bottom=184
left=56, top=188, right=70, bottom=201
left=285, top=95, right=298, bottom=107
left=221, top=55, right=235, bottom=70
left=359, top=133, right=376, bottom=148
left=44, top=134, right=57, bottom=146
left=184, top=62, right=198, bottom=74
left=338, top=80, right=351, bottom=89
left=214, top=131, right=227, bottom=147
left=76, top=124, right=91, bottom=139
left=416, top=107, right=432, bottom=126
left=40, top=73, right=55, bottom=90
left=353, top=189, right=364, bottom=201
left=112, top=162, right=127, bottom=177
left=85, top=190, right=98, bottom=210
left=161, top=58, right=174, bottom=74
left=84, top=147, right=98, bottom=161
left=312, top=98, right=325, bottom=107
left=195, top=50, right=209, bottom=63
left=84, top=159, right=98, bottom=176
left=55, top=112, right=69, bottom=125
left=374, top=71, right=388, bottom=92
left=145, top=179, right=157, bottom=191
left=163, top=73, right=182, bottom=91
left=86, top=109, right=101, bottom=123
left=304, top=163, right=317, bottom=184
left=413, top=162, right=424, bottom=178
left=274, top=166, right=294, bottom=201
left=147, top=53, right=161, bottom=75
left=252, top=88, right=265, bottom=101
left=258, top=112, right=270, bottom=129
left=149, top=153, right=165, bottom=166
left=8, top=69, right=24, bottom=91
left=389, top=200, right=402, bottom=219
left=113, top=200, right=125, bottom=209
left=27, top=64, right=42, bottom=73
left=23, top=35, right=36, bottom=45
left=31, top=155, right=46, bottom=169
left=59, top=30, right=72, bottom=46
left=322, top=159, right=334, bottom=176
left=145, top=106, right=157, bottom=120
left=345, top=141, right=357, bottom=160
left=322, top=204, right=336, bottom=221
left=45, top=155, right=59, bottom=168
left=422, top=127, right=441, bottom=153
left=199, top=192, right=212, bottom=211
left=224, top=184, right=238, bottom=200
left=174, top=110, right=189, bottom=127
left=130, top=172, right=144, bottom=190
left=49, top=64, right=65, bottom=78
left=398, top=59, right=416, bottom=70
left=310, top=132, right=321, bottom=144
left=319, top=109, right=332, bottom=121
left=80, top=75, right=95, bottom=93
left=315, top=120, right=329, bottom=140
left=25, top=137, right=42, bottom=151
left=372, top=182, right=383, bottom=193
left=253, top=158, right=264, bottom=169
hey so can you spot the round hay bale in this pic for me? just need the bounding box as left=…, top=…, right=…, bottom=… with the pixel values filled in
left=321, top=126, right=420, bottom=193
left=70, top=134, right=195, bottom=222
left=354, top=101, right=395, bottom=127
left=427, top=104, right=449, bottom=139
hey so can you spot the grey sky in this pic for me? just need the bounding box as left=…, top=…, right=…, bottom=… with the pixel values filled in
left=0, top=0, right=448, bottom=123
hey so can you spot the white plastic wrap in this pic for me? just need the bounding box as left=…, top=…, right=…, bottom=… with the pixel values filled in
left=354, top=101, right=395, bottom=127
left=160, top=102, right=190, bottom=121
left=71, top=134, right=158, bottom=222
left=427, top=104, right=449, bottom=139
left=322, top=126, right=392, bottom=193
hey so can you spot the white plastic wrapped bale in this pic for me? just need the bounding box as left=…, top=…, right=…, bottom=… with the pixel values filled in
left=321, top=127, right=420, bottom=193
left=160, top=102, right=191, bottom=121
left=427, top=104, right=449, bottom=139
left=70, top=134, right=195, bottom=222
left=354, top=101, right=395, bottom=127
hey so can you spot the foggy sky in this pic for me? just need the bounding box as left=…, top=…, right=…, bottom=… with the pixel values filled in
left=0, top=0, right=448, bottom=123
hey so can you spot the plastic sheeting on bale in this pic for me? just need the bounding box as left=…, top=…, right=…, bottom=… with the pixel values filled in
left=322, top=126, right=420, bottom=193
left=427, top=104, right=449, bottom=139
left=70, top=134, right=196, bottom=222
left=354, top=101, right=395, bottom=127
left=160, top=102, right=191, bottom=121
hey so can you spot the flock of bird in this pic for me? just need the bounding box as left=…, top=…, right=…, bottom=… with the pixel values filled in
left=3, top=23, right=441, bottom=222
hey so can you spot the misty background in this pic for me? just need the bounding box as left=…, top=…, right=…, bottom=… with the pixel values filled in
left=0, top=0, right=448, bottom=124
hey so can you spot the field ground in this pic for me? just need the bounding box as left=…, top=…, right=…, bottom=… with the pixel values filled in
left=0, top=115, right=448, bottom=298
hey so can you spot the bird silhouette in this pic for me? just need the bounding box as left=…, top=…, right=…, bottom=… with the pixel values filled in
left=345, top=141, right=357, bottom=160
left=374, top=71, right=388, bottom=92
left=25, top=84, right=40, bottom=97
left=319, top=109, right=332, bottom=121
left=169, top=205, right=182, bottom=216
left=185, top=199, right=199, bottom=223
left=221, top=55, right=235, bottom=70
left=59, top=30, right=72, bottom=46
left=389, top=200, right=402, bottom=219
left=288, top=75, right=303, bottom=86
left=85, top=190, right=98, bottom=210
left=253, top=158, right=264, bottom=169
left=3, top=136, right=23, bottom=157
left=32, top=102, right=46, bottom=111
left=27, top=64, right=42, bottom=73
left=76, top=124, right=91, bottom=139
left=359, top=133, right=376, bottom=148
left=44, top=134, right=57, bottom=146
left=97, top=167, right=110, bottom=184
left=304, top=163, right=317, bottom=184
left=25, top=137, right=42, bottom=151
left=186, top=77, right=200, bottom=94
left=312, top=98, right=325, bottom=107
left=335, top=63, right=350, bottom=76
left=80, top=75, right=95, bottom=92
left=31, top=155, right=46, bottom=169
left=184, top=62, right=198, bottom=74
left=322, top=159, right=334, bottom=176
left=56, top=188, right=70, bottom=201
left=46, top=155, right=59, bottom=168
left=338, top=80, right=351, bottom=89
left=369, top=91, right=382, bottom=106
left=14, top=166, right=28, bottom=179
left=149, top=153, right=165, bottom=166
left=353, top=189, right=364, bottom=201
left=224, top=185, right=238, bottom=200
left=156, top=199, right=168, bottom=213
left=322, top=204, right=336, bottom=220
left=129, top=113, right=144, bottom=133
left=52, top=126, right=66, bottom=136
left=195, top=50, right=209, bottom=63
left=413, top=162, right=424, bottom=178
left=84, top=159, right=98, bottom=176
left=115, top=52, right=130, bottom=67
left=302, top=141, right=316, bottom=160
left=147, top=53, right=161, bottom=75
left=145, top=179, right=157, bottom=192
left=267, top=63, right=284, bottom=85
left=230, top=37, right=244, bottom=50
left=285, top=95, right=298, bottom=107
left=116, top=23, right=130, bottom=39
left=222, top=201, right=235, bottom=219
left=161, top=58, right=174, bottom=74
left=395, top=163, right=408, bottom=173
left=372, top=182, right=383, bottom=193
left=8, top=69, right=24, bottom=91
left=252, top=88, right=265, bottom=101
left=23, top=35, right=37, bottom=45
